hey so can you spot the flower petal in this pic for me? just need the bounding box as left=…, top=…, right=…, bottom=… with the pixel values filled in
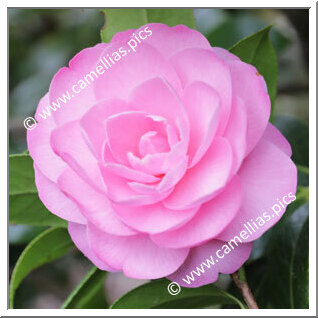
left=223, top=97, right=247, bottom=175
left=152, top=176, right=242, bottom=248
left=171, top=48, right=232, bottom=134
left=49, top=46, right=106, bottom=125
left=164, top=137, right=233, bottom=210
left=80, top=99, right=131, bottom=160
left=217, top=138, right=297, bottom=242
left=34, top=165, right=86, bottom=224
left=262, top=123, right=292, bottom=157
left=68, top=222, right=117, bottom=271
left=88, top=223, right=189, bottom=279
left=50, top=120, right=105, bottom=192
left=167, top=240, right=252, bottom=287
left=183, top=81, right=220, bottom=167
left=27, top=93, right=66, bottom=182
left=113, top=202, right=199, bottom=234
left=222, top=60, right=270, bottom=155
left=58, top=167, right=137, bottom=236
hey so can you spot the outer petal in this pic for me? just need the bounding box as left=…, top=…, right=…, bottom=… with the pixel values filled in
left=213, top=47, right=240, bottom=62
left=151, top=176, right=242, bottom=248
left=222, top=60, right=270, bottom=155
left=88, top=223, right=190, bottom=279
left=34, top=165, right=86, bottom=224
left=50, top=120, right=105, bottom=192
left=171, top=48, right=232, bottom=134
left=262, top=123, right=292, bottom=157
left=49, top=46, right=106, bottom=125
left=164, top=137, right=232, bottom=210
left=111, top=23, right=211, bottom=59
left=58, top=168, right=137, bottom=236
left=94, top=43, right=182, bottom=102
left=217, top=138, right=297, bottom=242
left=68, top=222, right=117, bottom=272
left=167, top=240, right=252, bottom=287
left=27, top=93, right=65, bottom=182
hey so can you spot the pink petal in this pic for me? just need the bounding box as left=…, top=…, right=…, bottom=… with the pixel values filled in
left=128, top=157, right=188, bottom=194
left=99, top=162, right=173, bottom=206
left=223, top=97, right=247, bottom=175
left=151, top=176, right=242, bottom=248
left=127, top=151, right=167, bottom=176
left=50, top=120, right=105, bottom=193
left=183, top=81, right=221, bottom=167
left=27, top=93, right=65, bottom=182
left=113, top=202, right=199, bottom=234
left=68, top=222, right=117, bottom=271
left=171, top=48, right=232, bottom=134
left=139, top=23, right=211, bottom=58
left=217, top=138, right=297, bottom=242
left=129, top=77, right=187, bottom=125
left=105, top=111, right=167, bottom=165
left=167, top=240, right=252, bottom=287
left=58, top=167, right=136, bottom=236
left=88, top=223, right=190, bottom=279
left=164, top=138, right=233, bottom=210
left=213, top=47, right=241, bottom=62
left=101, top=162, right=160, bottom=184
left=111, top=23, right=211, bottom=59
left=223, top=60, right=271, bottom=155
left=94, top=42, right=182, bottom=101
left=34, top=165, right=86, bottom=224
left=49, top=46, right=105, bottom=125
left=262, top=123, right=292, bottom=157
left=80, top=99, right=131, bottom=160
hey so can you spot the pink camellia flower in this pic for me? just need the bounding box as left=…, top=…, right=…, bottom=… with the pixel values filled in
left=27, top=23, right=297, bottom=287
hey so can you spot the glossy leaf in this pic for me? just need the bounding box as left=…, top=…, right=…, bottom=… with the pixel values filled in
left=110, top=279, right=245, bottom=309
left=62, top=267, right=108, bottom=309
left=10, top=227, right=74, bottom=308
left=9, top=154, right=66, bottom=227
left=101, top=8, right=196, bottom=42
left=230, top=26, right=277, bottom=116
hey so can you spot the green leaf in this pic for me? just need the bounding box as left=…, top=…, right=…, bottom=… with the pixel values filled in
left=110, top=279, right=245, bottom=309
left=100, top=9, right=147, bottom=43
left=9, top=154, right=66, bottom=227
left=145, top=9, right=196, bottom=28
left=10, top=227, right=74, bottom=308
left=230, top=26, right=277, bottom=118
left=291, top=217, right=309, bottom=308
left=62, top=267, right=108, bottom=309
left=101, top=8, right=196, bottom=43
left=251, top=199, right=309, bottom=309
left=274, top=116, right=309, bottom=167
left=9, top=154, right=37, bottom=195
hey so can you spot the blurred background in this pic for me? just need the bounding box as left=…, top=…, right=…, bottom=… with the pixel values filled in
left=9, top=8, right=309, bottom=308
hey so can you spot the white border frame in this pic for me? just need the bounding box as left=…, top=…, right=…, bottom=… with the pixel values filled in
left=4, top=1, right=316, bottom=316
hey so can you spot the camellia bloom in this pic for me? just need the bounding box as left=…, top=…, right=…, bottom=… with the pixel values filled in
left=27, top=23, right=297, bottom=287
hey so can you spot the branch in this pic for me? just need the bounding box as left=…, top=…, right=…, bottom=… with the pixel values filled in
left=231, top=267, right=259, bottom=309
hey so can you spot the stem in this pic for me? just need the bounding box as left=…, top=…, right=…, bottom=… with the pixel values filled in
left=231, top=267, right=259, bottom=309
